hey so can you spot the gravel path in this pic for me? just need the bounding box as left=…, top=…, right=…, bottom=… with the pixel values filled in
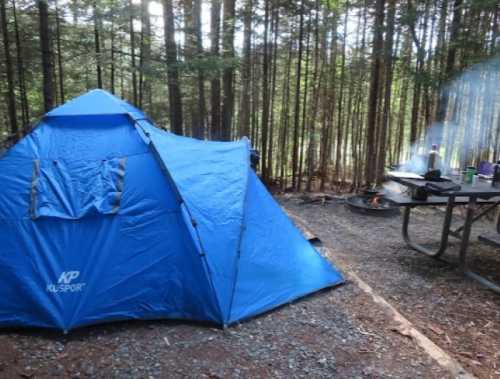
left=0, top=194, right=470, bottom=379
left=281, top=194, right=500, bottom=379
left=0, top=281, right=449, bottom=379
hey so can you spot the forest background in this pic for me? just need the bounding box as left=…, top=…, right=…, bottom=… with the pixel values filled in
left=0, top=0, right=499, bottom=190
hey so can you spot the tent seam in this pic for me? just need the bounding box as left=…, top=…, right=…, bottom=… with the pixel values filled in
left=129, top=116, right=225, bottom=324
left=226, top=138, right=252, bottom=325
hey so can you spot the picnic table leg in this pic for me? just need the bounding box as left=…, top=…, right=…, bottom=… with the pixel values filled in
left=402, top=196, right=455, bottom=258
left=458, top=196, right=476, bottom=270
left=450, top=201, right=500, bottom=238
left=459, top=197, right=500, bottom=294
left=497, top=210, right=500, bottom=234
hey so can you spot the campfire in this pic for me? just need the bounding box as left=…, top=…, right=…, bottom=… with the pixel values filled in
left=345, top=191, right=400, bottom=217
left=369, top=194, right=381, bottom=208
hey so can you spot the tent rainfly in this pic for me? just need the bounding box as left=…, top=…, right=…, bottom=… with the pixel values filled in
left=0, top=90, right=343, bottom=331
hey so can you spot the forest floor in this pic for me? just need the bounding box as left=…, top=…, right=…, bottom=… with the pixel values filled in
left=0, top=193, right=498, bottom=378
left=282, top=193, right=500, bottom=379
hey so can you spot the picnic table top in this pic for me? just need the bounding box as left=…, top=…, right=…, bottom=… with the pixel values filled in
left=388, top=175, right=500, bottom=198
left=384, top=191, right=500, bottom=206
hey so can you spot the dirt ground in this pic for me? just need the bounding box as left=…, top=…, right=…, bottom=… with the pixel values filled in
left=282, top=193, right=500, bottom=379
left=1, top=193, right=498, bottom=378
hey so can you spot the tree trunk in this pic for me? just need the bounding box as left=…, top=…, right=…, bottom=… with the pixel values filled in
left=395, top=29, right=412, bottom=163
left=1, top=0, right=19, bottom=137
left=54, top=0, right=64, bottom=103
left=267, top=8, right=279, bottom=182
left=279, top=32, right=293, bottom=189
left=250, top=45, right=260, bottom=147
left=221, top=0, right=235, bottom=141
left=306, top=0, right=321, bottom=191
left=260, top=0, right=270, bottom=182
left=139, top=0, right=151, bottom=111
left=193, top=0, right=206, bottom=139
left=93, top=2, right=102, bottom=89
left=238, top=0, right=252, bottom=139
left=38, top=0, right=54, bottom=113
left=298, top=17, right=311, bottom=191
left=292, top=2, right=305, bottom=190
left=376, top=0, right=395, bottom=183
left=110, top=13, right=115, bottom=94
left=434, top=0, right=462, bottom=147
left=184, top=0, right=205, bottom=139
left=408, top=0, right=430, bottom=154
left=210, top=0, right=221, bottom=140
left=364, top=0, right=385, bottom=185
left=319, top=12, right=338, bottom=190
left=163, top=0, right=183, bottom=134
left=12, top=0, right=29, bottom=128
left=334, top=1, right=349, bottom=184
left=129, top=0, right=137, bottom=105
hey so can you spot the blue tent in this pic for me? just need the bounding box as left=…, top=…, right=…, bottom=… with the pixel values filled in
left=0, top=90, right=343, bottom=331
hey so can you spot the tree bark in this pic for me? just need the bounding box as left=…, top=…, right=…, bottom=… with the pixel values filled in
left=38, top=0, right=54, bottom=113
left=376, top=0, right=395, bottom=183
left=395, top=29, right=412, bottom=163
left=210, top=0, right=221, bottom=139
left=163, top=0, right=183, bottom=134
left=260, top=0, right=271, bottom=182
left=1, top=0, right=19, bottom=137
left=193, top=0, right=206, bottom=139
left=292, top=2, right=305, bottom=190
left=93, top=2, right=102, bottom=89
left=298, top=17, right=311, bottom=191
left=184, top=0, right=205, bottom=139
left=110, top=11, right=115, bottom=94
left=319, top=12, right=338, bottom=190
left=434, top=0, right=462, bottom=147
left=334, top=1, right=349, bottom=184
left=129, top=0, right=137, bottom=105
left=139, top=0, right=151, bottom=111
left=221, top=0, right=235, bottom=141
left=238, top=0, right=252, bottom=139
left=408, top=0, right=430, bottom=153
left=364, top=0, right=385, bottom=185
left=279, top=32, right=293, bottom=189
left=250, top=43, right=260, bottom=147
left=54, top=0, right=64, bottom=103
left=11, top=0, right=29, bottom=128
left=267, top=8, right=279, bottom=181
left=306, top=0, right=321, bottom=191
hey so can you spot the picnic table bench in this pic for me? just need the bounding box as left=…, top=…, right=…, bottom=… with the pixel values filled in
left=479, top=233, right=500, bottom=248
left=386, top=175, right=500, bottom=293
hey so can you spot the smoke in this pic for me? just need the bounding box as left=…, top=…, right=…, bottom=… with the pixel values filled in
left=399, top=153, right=440, bottom=174
left=400, top=53, right=500, bottom=173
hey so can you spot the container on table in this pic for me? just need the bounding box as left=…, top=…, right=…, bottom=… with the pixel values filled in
left=465, top=166, right=476, bottom=185
left=493, top=161, right=500, bottom=188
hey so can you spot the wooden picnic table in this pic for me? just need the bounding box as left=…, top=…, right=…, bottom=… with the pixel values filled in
left=386, top=175, right=500, bottom=294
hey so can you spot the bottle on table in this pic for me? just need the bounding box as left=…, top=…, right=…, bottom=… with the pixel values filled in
left=427, top=144, right=440, bottom=172
left=493, top=160, right=500, bottom=188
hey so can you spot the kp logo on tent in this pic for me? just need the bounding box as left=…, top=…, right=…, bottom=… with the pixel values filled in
left=46, top=271, right=86, bottom=293
left=58, top=271, right=80, bottom=284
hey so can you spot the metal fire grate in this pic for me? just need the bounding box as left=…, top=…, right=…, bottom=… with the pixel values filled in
left=345, top=194, right=400, bottom=217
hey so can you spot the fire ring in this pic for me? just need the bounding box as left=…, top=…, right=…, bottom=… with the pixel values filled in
left=345, top=194, right=400, bottom=217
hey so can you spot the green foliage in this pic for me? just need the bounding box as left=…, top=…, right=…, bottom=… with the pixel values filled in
left=320, top=0, right=342, bottom=12
left=0, top=0, right=498, bottom=186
